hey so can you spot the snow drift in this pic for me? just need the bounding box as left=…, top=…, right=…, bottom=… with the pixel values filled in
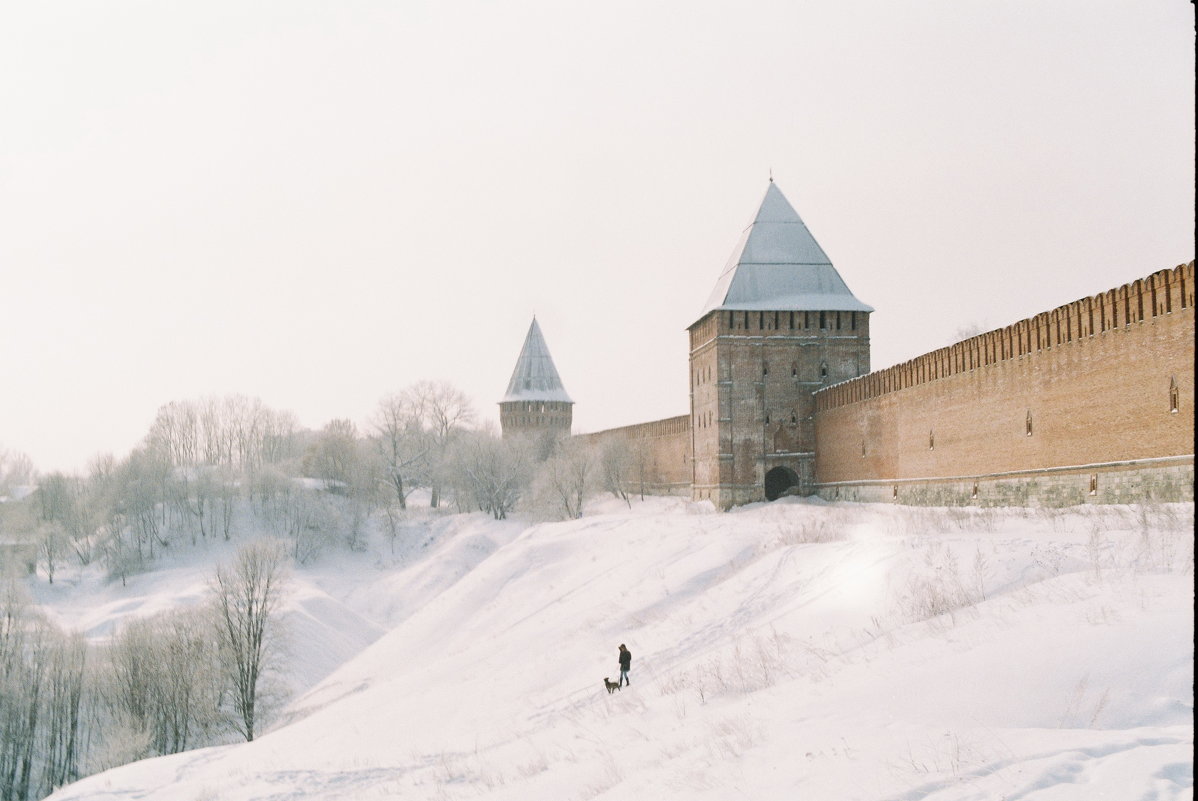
left=41, top=498, right=1194, bottom=800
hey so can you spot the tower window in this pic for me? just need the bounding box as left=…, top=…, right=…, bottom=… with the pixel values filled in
left=971, top=482, right=979, bottom=499
left=791, top=412, right=798, bottom=424
left=836, top=312, right=842, bottom=330
left=929, top=429, right=935, bottom=450
left=1170, top=376, right=1179, bottom=413
left=1025, top=410, right=1033, bottom=436
left=820, top=362, right=828, bottom=380
left=762, top=363, right=769, bottom=376
left=791, top=363, right=798, bottom=378
left=789, top=312, right=795, bottom=330
left=765, top=413, right=770, bottom=424
left=819, top=311, right=827, bottom=329
left=851, top=312, right=857, bottom=331
left=1089, top=474, right=1098, bottom=496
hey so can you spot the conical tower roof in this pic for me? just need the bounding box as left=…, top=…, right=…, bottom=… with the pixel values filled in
left=501, top=318, right=573, bottom=403
left=696, top=182, right=872, bottom=323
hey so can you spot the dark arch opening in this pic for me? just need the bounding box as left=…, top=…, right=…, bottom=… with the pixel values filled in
left=764, top=466, right=800, bottom=501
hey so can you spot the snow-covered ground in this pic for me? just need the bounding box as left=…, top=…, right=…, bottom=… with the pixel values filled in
left=36, top=497, right=1195, bottom=800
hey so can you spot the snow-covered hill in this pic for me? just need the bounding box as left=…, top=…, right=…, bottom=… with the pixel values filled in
left=40, top=498, right=1194, bottom=800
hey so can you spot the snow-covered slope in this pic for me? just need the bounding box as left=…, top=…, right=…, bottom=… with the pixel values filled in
left=42, top=498, right=1195, bottom=800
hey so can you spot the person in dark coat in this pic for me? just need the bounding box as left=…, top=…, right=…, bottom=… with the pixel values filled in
left=618, top=644, right=631, bottom=686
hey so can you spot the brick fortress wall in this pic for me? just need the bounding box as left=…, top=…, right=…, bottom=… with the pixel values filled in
left=576, top=415, right=692, bottom=497
left=813, top=263, right=1195, bottom=505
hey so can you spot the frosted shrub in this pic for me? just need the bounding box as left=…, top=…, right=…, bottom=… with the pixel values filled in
left=774, top=519, right=843, bottom=545
left=658, top=633, right=790, bottom=706
left=894, top=542, right=983, bottom=624
left=1132, top=505, right=1194, bottom=574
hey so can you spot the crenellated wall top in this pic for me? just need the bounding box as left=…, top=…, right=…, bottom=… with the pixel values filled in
left=816, top=262, right=1194, bottom=412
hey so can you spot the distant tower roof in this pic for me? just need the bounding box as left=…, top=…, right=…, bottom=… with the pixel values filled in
left=696, top=182, right=873, bottom=323
left=502, top=318, right=573, bottom=403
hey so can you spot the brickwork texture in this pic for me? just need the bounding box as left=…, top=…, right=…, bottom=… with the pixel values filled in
left=578, top=263, right=1194, bottom=508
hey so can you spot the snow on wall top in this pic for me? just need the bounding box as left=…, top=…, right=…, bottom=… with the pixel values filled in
left=501, top=318, right=574, bottom=403
left=696, top=181, right=873, bottom=322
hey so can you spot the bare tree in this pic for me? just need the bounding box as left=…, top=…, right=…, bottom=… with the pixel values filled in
left=444, top=431, right=532, bottom=520
left=0, top=447, right=34, bottom=500
left=0, top=579, right=41, bottom=800
left=410, top=381, right=476, bottom=508
left=529, top=439, right=597, bottom=520
left=211, top=540, right=290, bottom=742
left=103, top=609, right=224, bottom=757
left=37, top=522, right=66, bottom=585
left=371, top=393, right=429, bottom=510
left=304, top=419, right=360, bottom=492
left=0, top=580, right=87, bottom=800
left=599, top=438, right=634, bottom=508
left=951, top=321, right=988, bottom=343
left=35, top=472, right=95, bottom=566
left=40, top=629, right=86, bottom=793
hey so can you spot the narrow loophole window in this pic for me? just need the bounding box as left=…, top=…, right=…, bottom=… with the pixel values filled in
left=1026, top=410, right=1033, bottom=437
left=1089, top=474, right=1098, bottom=496
left=929, top=429, right=935, bottom=450
left=892, top=485, right=899, bottom=500
left=820, top=362, right=828, bottom=380
left=971, top=482, right=979, bottom=499
left=1170, top=376, right=1179, bottom=413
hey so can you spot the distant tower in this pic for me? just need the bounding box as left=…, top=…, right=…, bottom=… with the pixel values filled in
left=688, top=182, right=872, bottom=508
left=499, top=318, right=574, bottom=447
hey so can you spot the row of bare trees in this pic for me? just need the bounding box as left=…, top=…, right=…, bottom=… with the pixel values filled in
left=3, top=381, right=647, bottom=586
left=0, top=540, right=288, bottom=801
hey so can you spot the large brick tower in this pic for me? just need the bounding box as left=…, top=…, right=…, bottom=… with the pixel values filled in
left=688, top=181, right=872, bottom=508
left=499, top=318, right=573, bottom=451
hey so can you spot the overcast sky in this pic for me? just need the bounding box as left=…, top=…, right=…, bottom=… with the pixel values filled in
left=1, top=0, right=1193, bottom=474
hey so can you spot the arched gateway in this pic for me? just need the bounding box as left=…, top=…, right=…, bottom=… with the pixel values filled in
left=764, top=466, right=800, bottom=501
